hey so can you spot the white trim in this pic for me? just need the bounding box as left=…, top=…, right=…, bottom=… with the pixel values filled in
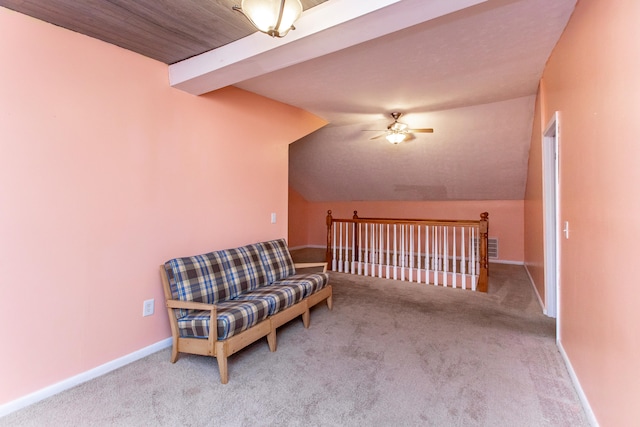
left=0, top=338, right=172, bottom=418
left=288, top=244, right=325, bottom=251
left=489, top=259, right=524, bottom=265
left=557, top=340, right=599, bottom=427
left=524, top=263, right=546, bottom=313
left=542, top=111, right=560, bottom=319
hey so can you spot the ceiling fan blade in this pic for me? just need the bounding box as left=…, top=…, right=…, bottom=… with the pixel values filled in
left=408, top=128, right=434, bottom=133
left=369, top=133, right=388, bottom=140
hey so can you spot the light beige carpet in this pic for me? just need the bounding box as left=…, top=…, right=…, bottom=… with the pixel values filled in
left=1, top=264, right=589, bottom=426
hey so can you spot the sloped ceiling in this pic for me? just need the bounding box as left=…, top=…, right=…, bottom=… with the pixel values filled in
left=235, top=0, right=577, bottom=201
left=1, top=0, right=577, bottom=201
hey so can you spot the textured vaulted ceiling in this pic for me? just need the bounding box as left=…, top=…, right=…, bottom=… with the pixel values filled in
left=1, top=0, right=577, bottom=201
left=237, top=0, right=577, bottom=201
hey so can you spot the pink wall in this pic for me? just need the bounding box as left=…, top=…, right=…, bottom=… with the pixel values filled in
left=290, top=199, right=524, bottom=263
left=524, top=0, right=640, bottom=424
left=0, top=8, right=325, bottom=406
left=523, top=84, right=546, bottom=301
left=288, top=187, right=310, bottom=248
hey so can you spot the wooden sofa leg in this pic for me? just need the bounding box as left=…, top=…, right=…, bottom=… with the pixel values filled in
left=170, top=344, right=179, bottom=363
left=267, top=329, right=277, bottom=352
left=302, top=309, right=310, bottom=328
left=327, top=295, right=333, bottom=310
left=215, top=341, right=229, bottom=384
left=216, top=355, right=228, bottom=384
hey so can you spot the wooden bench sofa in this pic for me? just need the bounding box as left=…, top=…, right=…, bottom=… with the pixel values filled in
left=159, top=239, right=332, bottom=384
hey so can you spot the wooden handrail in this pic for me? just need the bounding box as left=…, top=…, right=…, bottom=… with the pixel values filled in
left=326, top=210, right=489, bottom=292
left=352, top=210, right=483, bottom=226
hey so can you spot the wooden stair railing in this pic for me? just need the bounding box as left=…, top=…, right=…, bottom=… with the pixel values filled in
left=326, top=210, right=489, bottom=292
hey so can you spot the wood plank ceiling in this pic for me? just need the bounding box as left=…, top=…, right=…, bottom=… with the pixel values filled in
left=0, top=0, right=327, bottom=64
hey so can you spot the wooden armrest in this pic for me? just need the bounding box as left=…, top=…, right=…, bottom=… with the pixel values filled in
left=294, top=262, right=328, bottom=273
left=166, top=299, right=216, bottom=312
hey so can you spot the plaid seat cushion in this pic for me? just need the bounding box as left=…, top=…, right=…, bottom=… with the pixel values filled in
left=219, top=244, right=268, bottom=295
left=272, top=273, right=329, bottom=299
left=237, top=283, right=306, bottom=316
left=258, top=239, right=296, bottom=283
left=165, top=251, right=235, bottom=318
left=177, top=298, right=270, bottom=340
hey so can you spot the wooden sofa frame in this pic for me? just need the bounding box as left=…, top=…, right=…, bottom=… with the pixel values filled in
left=159, top=262, right=332, bottom=384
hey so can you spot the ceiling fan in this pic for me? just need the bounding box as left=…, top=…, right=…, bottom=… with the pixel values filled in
left=365, top=112, right=434, bottom=144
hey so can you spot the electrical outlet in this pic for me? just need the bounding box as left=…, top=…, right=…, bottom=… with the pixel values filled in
left=143, top=299, right=155, bottom=317
left=271, top=212, right=277, bottom=224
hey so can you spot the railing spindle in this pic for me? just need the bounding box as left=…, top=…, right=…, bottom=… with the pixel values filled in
left=393, top=224, right=398, bottom=280
left=443, top=226, right=448, bottom=288
left=378, top=224, right=383, bottom=278
left=351, top=222, right=356, bottom=274
left=344, top=221, right=350, bottom=273
left=370, top=223, right=376, bottom=277
left=364, top=223, right=369, bottom=276
left=417, top=225, right=421, bottom=283
left=408, top=225, right=414, bottom=282
left=470, top=226, right=476, bottom=290
left=437, top=226, right=441, bottom=286
left=425, top=225, right=430, bottom=284
left=453, top=226, right=457, bottom=289
left=332, top=221, right=337, bottom=271
left=358, top=222, right=362, bottom=275
left=338, top=221, right=343, bottom=272
left=461, top=226, right=466, bottom=289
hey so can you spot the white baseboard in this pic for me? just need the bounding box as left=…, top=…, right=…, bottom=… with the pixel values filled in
left=490, top=259, right=524, bottom=265
left=0, top=337, right=172, bottom=418
left=289, top=244, right=325, bottom=251
left=524, top=264, right=546, bottom=314
left=557, top=340, right=599, bottom=427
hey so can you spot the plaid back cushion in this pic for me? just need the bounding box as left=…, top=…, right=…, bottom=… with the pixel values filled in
left=166, top=251, right=236, bottom=318
left=258, top=239, right=296, bottom=283
left=218, top=244, right=268, bottom=295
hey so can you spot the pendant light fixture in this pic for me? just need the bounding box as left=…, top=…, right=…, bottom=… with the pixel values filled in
left=386, top=131, right=408, bottom=144
left=385, top=120, right=409, bottom=144
left=233, top=0, right=303, bottom=38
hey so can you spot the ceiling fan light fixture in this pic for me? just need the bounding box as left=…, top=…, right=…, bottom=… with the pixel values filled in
left=233, top=0, right=303, bottom=38
left=386, top=132, right=407, bottom=144
left=389, top=122, right=408, bottom=132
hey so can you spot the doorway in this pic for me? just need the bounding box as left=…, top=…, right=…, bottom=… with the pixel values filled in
left=542, top=112, right=560, bottom=324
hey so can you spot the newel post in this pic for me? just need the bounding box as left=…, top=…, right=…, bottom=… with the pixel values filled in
left=477, top=212, right=489, bottom=292
left=326, top=210, right=333, bottom=267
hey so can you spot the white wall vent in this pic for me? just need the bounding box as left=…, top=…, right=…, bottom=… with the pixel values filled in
left=487, top=238, right=498, bottom=259
left=474, top=238, right=499, bottom=259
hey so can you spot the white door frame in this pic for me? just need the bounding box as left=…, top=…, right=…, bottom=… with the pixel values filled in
left=542, top=112, right=560, bottom=326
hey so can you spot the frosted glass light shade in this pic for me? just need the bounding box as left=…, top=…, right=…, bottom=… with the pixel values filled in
left=239, top=0, right=303, bottom=37
left=386, top=132, right=407, bottom=144
left=389, top=122, right=408, bottom=132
